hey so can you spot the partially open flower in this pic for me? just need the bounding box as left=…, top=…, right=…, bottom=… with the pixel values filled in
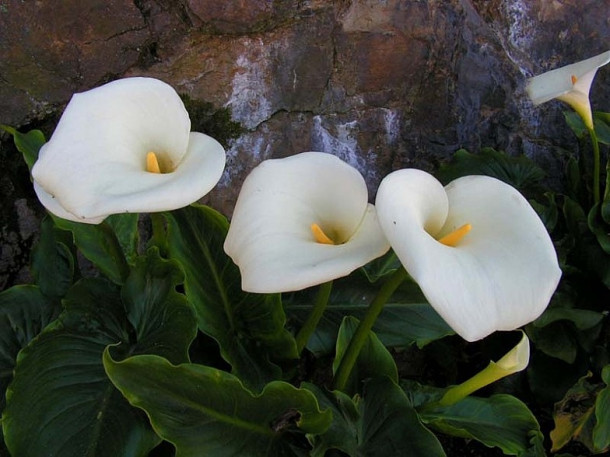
left=526, top=50, right=610, bottom=130
left=439, top=331, right=530, bottom=405
left=32, top=77, right=226, bottom=224
left=224, top=152, right=390, bottom=293
left=375, top=169, right=561, bottom=342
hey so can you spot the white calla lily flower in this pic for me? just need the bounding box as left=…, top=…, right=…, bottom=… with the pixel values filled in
left=526, top=50, right=610, bottom=130
left=375, top=169, right=561, bottom=342
left=224, top=152, right=390, bottom=293
left=32, top=77, right=226, bottom=224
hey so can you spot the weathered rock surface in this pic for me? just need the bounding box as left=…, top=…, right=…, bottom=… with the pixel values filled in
left=1, top=0, right=609, bottom=288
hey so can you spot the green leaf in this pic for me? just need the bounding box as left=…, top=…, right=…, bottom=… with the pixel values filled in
left=106, top=213, right=140, bottom=265
left=165, top=204, right=298, bottom=389
left=420, top=393, right=545, bottom=456
left=3, top=249, right=197, bottom=457
left=286, top=279, right=452, bottom=356
left=564, top=111, right=588, bottom=139
left=593, top=365, right=610, bottom=452
left=529, top=192, right=559, bottom=233
left=332, top=316, right=398, bottom=395
left=0, top=285, right=59, bottom=453
left=121, top=248, right=197, bottom=364
left=562, top=110, right=610, bottom=145
left=305, top=378, right=446, bottom=457
left=103, top=352, right=332, bottom=457
left=303, top=385, right=360, bottom=457
left=30, top=215, right=75, bottom=298
left=587, top=203, right=610, bottom=254
left=0, top=125, right=45, bottom=171
left=3, top=280, right=158, bottom=457
left=53, top=216, right=131, bottom=284
left=437, top=147, right=545, bottom=192
left=360, top=249, right=402, bottom=282
left=593, top=112, right=610, bottom=145
left=533, top=307, right=603, bottom=331
left=527, top=322, right=579, bottom=364
left=0, top=285, right=60, bottom=411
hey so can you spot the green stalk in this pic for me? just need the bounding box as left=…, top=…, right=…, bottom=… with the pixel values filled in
left=438, top=364, right=508, bottom=406
left=425, top=331, right=529, bottom=409
left=295, top=281, right=333, bottom=354
left=589, top=126, right=601, bottom=205
left=333, top=267, right=408, bottom=391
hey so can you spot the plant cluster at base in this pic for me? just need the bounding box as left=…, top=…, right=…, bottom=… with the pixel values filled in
left=0, top=51, right=609, bottom=457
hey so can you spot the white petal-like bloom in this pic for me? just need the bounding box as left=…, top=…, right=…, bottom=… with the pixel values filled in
left=32, top=77, right=226, bottom=224
left=224, top=152, right=390, bottom=293
left=495, top=331, right=530, bottom=374
left=526, top=50, right=610, bottom=129
left=375, top=169, right=561, bottom=342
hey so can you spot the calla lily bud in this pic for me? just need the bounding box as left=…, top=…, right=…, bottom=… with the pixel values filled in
left=32, top=77, right=226, bottom=224
left=439, top=332, right=530, bottom=406
left=375, top=169, right=561, bottom=342
left=526, top=50, right=610, bottom=130
left=224, top=152, right=390, bottom=293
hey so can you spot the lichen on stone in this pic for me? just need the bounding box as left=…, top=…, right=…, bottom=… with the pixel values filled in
left=180, top=94, right=244, bottom=148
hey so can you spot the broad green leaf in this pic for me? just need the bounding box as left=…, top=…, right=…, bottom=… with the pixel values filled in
left=53, top=216, right=131, bottom=284
left=360, top=249, right=402, bottom=282
left=332, top=316, right=398, bottom=395
left=533, top=306, right=603, bottom=331
left=562, top=110, right=610, bottom=144
left=593, top=112, right=610, bottom=145
left=165, top=204, right=298, bottom=390
left=437, top=147, right=545, bottom=193
left=529, top=192, right=559, bottom=233
left=563, top=197, right=610, bottom=288
left=596, top=111, right=610, bottom=124
left=0, top=285, right=60, bottom=411
left=587, top=203, right=610, bottom=254
left=0, top=285, right=59, bottom=454
left=420, top=393, right=545, bottom=456
left=593, top=365, right=610, bottom=452
left=3, top=249, right=196, bottom=457
left=286, top=279, right=452, bottom=356
left=121, top=249, right=196, bottom=363
left=103, top=352, right=332, bottom=457
left=30, top=215, right=75, bottom=298
left=527, top=322, right=578, bottom=364
left=106, top=213, right=140, bottom=265
left=0, top=125, right=45, bottom=170
left=3, top=279, right=158, bottom=457
left=564, top=111, right=588, bottom=139
left=303, top=385, right=360, bottom=457
left=305, top=378, right=445, bottom=457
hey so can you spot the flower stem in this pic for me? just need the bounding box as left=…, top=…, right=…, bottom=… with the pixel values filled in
left=295, top=281, right=333, bottom=354
left=589, top=126, right=601, bottom=205
left=333, top=267, right=408, bottom=391
left=438, top=363, right=507, bottom=406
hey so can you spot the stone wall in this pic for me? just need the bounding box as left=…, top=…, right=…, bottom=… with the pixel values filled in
left=1, top=0, right=609, bottom=289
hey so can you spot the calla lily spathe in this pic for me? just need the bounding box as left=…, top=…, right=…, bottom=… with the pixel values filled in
left=32, top=77, right=226, bottom=224
left=224, top=152, right=390, bottom=293
left=439, top=331, right=530, bottom=405
left=526, top=50, right=610, bottom=129
left=375, top=169, right=561, bottom=342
